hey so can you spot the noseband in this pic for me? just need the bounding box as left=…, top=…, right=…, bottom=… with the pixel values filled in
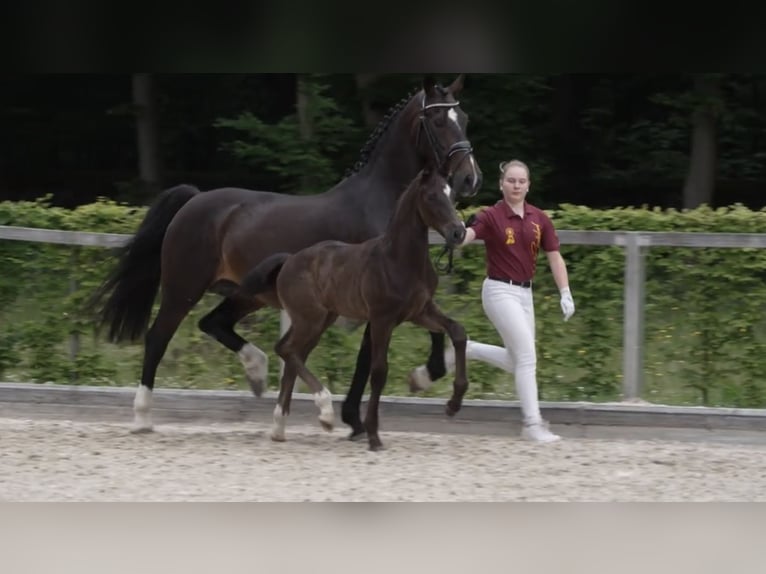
left=418, top=95, right=474, bottom=184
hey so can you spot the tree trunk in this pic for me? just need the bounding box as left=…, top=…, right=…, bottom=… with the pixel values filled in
left=682, top=75, right=721, bottom=209
left=132, top=73, right=162, bottom=198
left=355, top=74, right=380, bottom=128
left=296, top=75, right=314, bottom=191
left=551, top=75, right=587, bottom=199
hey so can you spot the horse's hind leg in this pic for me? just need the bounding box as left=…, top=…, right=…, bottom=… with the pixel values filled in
left=198, top=298, right=268, bottom=396
left=342, top=322, right=371, bottom=441
left=133, top=296, right=198, bottom=433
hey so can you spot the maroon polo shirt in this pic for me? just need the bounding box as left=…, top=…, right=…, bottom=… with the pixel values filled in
left=470, top=200, right=560, bottom=282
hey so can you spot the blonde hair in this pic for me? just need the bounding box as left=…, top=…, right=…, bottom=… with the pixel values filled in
left=499, top=159, right=531, bottom=180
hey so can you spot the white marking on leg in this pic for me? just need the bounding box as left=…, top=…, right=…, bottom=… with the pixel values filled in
left=314, top=387, right=334, bottom=430
left=409, top=365, right=434, bottom=391
left=443, top=183, right=452, bottom=199
left=238, top=343, right=268, bottom=396
left=271, top=404, right=286, bottom=441
left=131, top=384, right=154, bottom=433
left=448, top=108, right=459, bottom=126
left=408, top=345, right=457, bottom=392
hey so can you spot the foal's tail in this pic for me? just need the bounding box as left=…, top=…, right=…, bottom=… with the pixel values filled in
left=241, top=252, right=290, bottom=295
left=89, top=184, right=201, bottom=343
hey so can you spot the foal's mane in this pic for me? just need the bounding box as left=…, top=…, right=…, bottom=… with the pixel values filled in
left=344, top=87, right=420, bottom=177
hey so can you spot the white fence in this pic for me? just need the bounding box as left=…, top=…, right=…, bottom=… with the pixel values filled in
left=3, top=224, right=766, bottom=400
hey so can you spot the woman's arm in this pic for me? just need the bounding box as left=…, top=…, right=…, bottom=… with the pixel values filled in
left=545, top=249, right=570, bottom=290
left=546, top=250, right=575, bottom=321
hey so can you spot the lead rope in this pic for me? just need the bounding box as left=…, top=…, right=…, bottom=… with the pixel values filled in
left=433, top=207, right=467, bottom=275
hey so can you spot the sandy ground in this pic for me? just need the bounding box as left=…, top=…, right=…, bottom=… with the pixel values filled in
left=1, top=416, right=765, bottom=501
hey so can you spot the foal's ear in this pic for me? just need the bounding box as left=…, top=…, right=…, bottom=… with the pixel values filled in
left=448, top=74, right=465, bottom=95
left=422, top=75, right=437, bottom=98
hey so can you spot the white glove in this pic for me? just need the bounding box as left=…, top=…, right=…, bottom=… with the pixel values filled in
left=560, top=287, right=575, bottom=321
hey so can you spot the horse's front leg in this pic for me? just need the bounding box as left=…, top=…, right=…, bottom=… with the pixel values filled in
left=412, top=302, right=468, bottom=417
left=408, top=331, right=450, bottom=393
left=425, top=331, right=447, bottom=384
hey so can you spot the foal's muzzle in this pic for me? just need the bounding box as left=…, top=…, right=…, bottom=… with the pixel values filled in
left=444, top=224, right=466, bottom=247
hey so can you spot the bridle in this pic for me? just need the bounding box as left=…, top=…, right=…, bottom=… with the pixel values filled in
left=417, top=94, right=475, bottom=186
left=417, top=92, right=476, bottom=276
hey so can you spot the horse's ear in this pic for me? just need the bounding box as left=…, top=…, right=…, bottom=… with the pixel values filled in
left=448, top=74, right=465, bottom=95
left=422, top=75, right=437, bottom=98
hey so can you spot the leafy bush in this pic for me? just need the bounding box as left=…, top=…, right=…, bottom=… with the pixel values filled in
left=2, top=199, right=766, bottom=407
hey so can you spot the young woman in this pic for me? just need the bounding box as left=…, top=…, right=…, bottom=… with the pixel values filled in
left=410, top=159, right=575, bottom=443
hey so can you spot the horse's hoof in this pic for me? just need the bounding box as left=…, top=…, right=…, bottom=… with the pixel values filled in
left=408, top=369, right=425, bottom=393
left=368, top=442, right=385, bottom=452
left=348, top=430, right=367, bottom=442
left=319, top=419, right=334, bottom=432
left=248, top=378, right=265, bottom=398
left=129, top=425, right=154, bottom=434
left=270, top=433, right=286, bottom=442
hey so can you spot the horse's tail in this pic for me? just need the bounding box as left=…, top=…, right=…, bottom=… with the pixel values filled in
left=90, top=184, right=201, bottom=343
left=241, top=252, right=290, bottom=295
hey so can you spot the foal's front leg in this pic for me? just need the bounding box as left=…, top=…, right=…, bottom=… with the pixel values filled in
left=365, top=321, right=395, bottom=451
left=412, top=301, right=469, bottom=417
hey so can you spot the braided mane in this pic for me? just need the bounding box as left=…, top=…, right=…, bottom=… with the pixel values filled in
left=345, top=87, right=420, bottom=177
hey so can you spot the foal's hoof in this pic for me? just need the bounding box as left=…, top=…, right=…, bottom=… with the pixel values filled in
left=270, top=432, right=286, bottom=442
left=368, top=442, right=386, bottom=452
left=129, top=423, right=154, bottom=434
left=319, top=419, right=334, bottom=432
left=445, top=401, right=461, bottom=417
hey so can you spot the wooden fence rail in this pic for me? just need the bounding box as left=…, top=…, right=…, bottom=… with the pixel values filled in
left=3, top=224, right=766, bottom=400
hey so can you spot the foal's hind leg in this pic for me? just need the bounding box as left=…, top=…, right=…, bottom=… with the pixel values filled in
left=271, top=332, right=299, bottom=442
left=273, top=313, right=336, bottom=439
left=198, top=297, right=269, bottom=396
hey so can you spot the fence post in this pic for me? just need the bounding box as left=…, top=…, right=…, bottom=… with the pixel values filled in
left=621, top=232, right=646, bottom=400
left=68, top=247, right=80, bottom=382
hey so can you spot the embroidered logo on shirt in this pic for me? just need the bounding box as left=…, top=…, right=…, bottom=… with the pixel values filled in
left=505, top=227, right=515, bottom=245
left=530, top=221, right=542, bottom=257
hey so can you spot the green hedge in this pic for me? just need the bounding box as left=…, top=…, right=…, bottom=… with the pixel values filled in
left=2, top=197, right=766, bottom=407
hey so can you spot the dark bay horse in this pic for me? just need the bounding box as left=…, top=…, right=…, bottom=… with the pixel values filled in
left=92, top=75, right=482, bottom=433
left=226, top=166, right=470, bottom=451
